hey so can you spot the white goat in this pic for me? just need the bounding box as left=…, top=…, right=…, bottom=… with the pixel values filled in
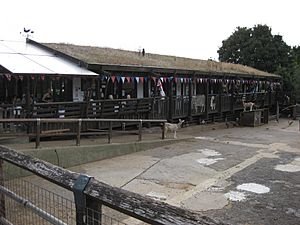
left=164, top=119, right=185, bottom=139
left=210, top=96, right=216, bottom=111
left=242, top=99, right=255, bottom=111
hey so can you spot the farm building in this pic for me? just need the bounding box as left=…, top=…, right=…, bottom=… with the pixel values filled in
left=0, top=38, right=281, bottom=125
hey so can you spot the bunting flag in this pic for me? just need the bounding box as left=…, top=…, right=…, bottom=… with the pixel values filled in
left=41, top=75, right=45, bottom=81
left=31, top=75, right=35, bottom=80
left=19, top=75, right=24, bottom=81
left=126, top=77, right=131, bottom=83
left=140, top=77, right=144, bottom=83
left=135, top=77, right=139, bottom=83
left=174, top=77, right=178, bottom=83
left=163, top=77, right=167, bottom=83
left=111, top=76, right=116, bottom=83
left=121, top=77, right=125, bottom=83
left=151, top=77, right=156, bottom=83
left=115, top=76, right=120, bottom=83
left=160, top=77, right=164, bottom=82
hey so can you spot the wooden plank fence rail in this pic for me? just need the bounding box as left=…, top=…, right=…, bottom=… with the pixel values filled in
left=0, top=118, right=167, bottom=148
left=0, top=146, right=223, bottom=225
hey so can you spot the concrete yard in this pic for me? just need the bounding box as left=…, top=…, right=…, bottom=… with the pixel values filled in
left=69, top=119, right=300, bottom=225
left=1, top=119, right=300, bottom=224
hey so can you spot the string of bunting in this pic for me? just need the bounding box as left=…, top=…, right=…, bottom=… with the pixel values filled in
left=0, top=73, right=281, bottom=86
left=106, top=75, right=280, bottom=86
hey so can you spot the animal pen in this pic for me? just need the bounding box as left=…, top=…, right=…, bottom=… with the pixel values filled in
left=0, top=146, right=221, bottom=225
left=0, top=39, right=283, bottom=138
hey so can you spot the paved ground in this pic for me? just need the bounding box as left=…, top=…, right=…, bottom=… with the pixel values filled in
left=2, top=119, right=300, bottom=224
left=69, top=119, right=300, bottom=225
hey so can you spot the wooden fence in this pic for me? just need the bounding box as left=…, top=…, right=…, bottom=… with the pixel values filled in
left=0, top=146, right=222, bottom=225
left=0, top=118, right=167, bottom=148
left=0, top=92, right=277, bottom=123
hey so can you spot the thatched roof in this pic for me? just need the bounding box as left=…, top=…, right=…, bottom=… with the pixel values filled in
left=44, top=43, right=280, bottom=78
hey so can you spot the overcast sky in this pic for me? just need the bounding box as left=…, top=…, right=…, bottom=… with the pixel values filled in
left=1, top=0, right=299, bottom=60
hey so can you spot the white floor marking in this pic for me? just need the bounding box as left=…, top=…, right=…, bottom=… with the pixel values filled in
left=237, top=183, right=270, bottom=194
left=196, top=158, right=224, bottom=165
left=197, top=149, right=222, bottom=157
left=275, top=157, right=300, bottom=172
left=224, top=191, right=246, bottom=201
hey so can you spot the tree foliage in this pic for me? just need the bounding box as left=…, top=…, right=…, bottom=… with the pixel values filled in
left=218, top=24, right=290, bottom=73
left=218, top=24, right=300, bottom=102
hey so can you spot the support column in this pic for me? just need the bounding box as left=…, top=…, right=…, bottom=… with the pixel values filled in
left=205, top=80, right=209, bottom=120
left=168, top=76, right=174, bottom=121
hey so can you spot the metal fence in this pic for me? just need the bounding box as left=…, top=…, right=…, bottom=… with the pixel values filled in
left=0, top=146, right=221, bottom=225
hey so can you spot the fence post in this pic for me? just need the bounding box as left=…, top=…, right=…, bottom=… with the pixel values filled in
left=138, top=120, right=142, bottom=141
left=0, top=160, right=5, bottom=219
left=108, top=121, right=112, bottom=144
left=36, top=118, right=41, bottom=149
left=77, top=119, right=82, bottom=146
left=162, top=122, right=165, bottom=140
left=72, top=174, right=92, bottom=225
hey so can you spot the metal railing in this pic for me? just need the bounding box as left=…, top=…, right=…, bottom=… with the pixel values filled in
left=0, top=146, right=222, bottom=225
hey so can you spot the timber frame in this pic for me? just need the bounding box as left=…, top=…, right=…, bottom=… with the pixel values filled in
left=0, top=38, right=282, bottom=129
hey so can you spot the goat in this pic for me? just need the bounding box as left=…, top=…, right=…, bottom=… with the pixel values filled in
left=210, top=96, right=216, bottom=111
left=164, top=119, right=185, bottom=139
left=242, top=99, right=255, bottom=111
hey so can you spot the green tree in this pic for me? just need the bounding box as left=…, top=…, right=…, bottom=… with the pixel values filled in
left=218, top=24, right=290, bottom=73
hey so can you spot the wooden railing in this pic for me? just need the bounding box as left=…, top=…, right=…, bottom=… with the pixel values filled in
left=0, top=92, right=278, bottom=124
left=0, top=146, right=222, bottom=225
left=0, top=118, right=167, bottom=148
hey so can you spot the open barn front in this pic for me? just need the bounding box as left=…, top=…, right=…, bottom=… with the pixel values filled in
left=0, top=38, right=284, bottom=138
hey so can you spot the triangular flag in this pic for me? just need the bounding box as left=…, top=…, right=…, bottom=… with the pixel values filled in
left=111, top=76, right=116, bottom=83
left=41, top=75, right=45, bottom=81
left=135, top=77, right=139, bottom=83
left=121, top=77, right=125, bottom=83
left=140, top=77, right=144, bottom=83
left=19, top=75, right=24, bottom=81
left=126, top=77, right=131, bottom=82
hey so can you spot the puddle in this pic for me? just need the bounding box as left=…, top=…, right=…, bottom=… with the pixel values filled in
left=237, top=183, right=270, bottom=194
left=196, top=158, right=224, bottom=165
left=197, top=149, right=221, bottom=157
left=224, top=191, right=246, bottom=201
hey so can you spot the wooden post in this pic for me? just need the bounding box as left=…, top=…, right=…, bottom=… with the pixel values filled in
left=108, top=121, right=112, bottom=144
left=138, top=120, right=142, bottom=141
left=76, top=119, right=82, bottom=146
left=276, top=101, right=279, bottom=121
left=188, top=78, right=192, bottom=118
left=0, top=159, right=5, bottom=218
left=205, top=81, right=209, bottom=120
left=168, top=77, right=174, bottom=121
left=36, top=118, right=41, bottom=149
left=162, top=122, right=165, bottom=139
left=26, top=76, right=31, bottom=117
